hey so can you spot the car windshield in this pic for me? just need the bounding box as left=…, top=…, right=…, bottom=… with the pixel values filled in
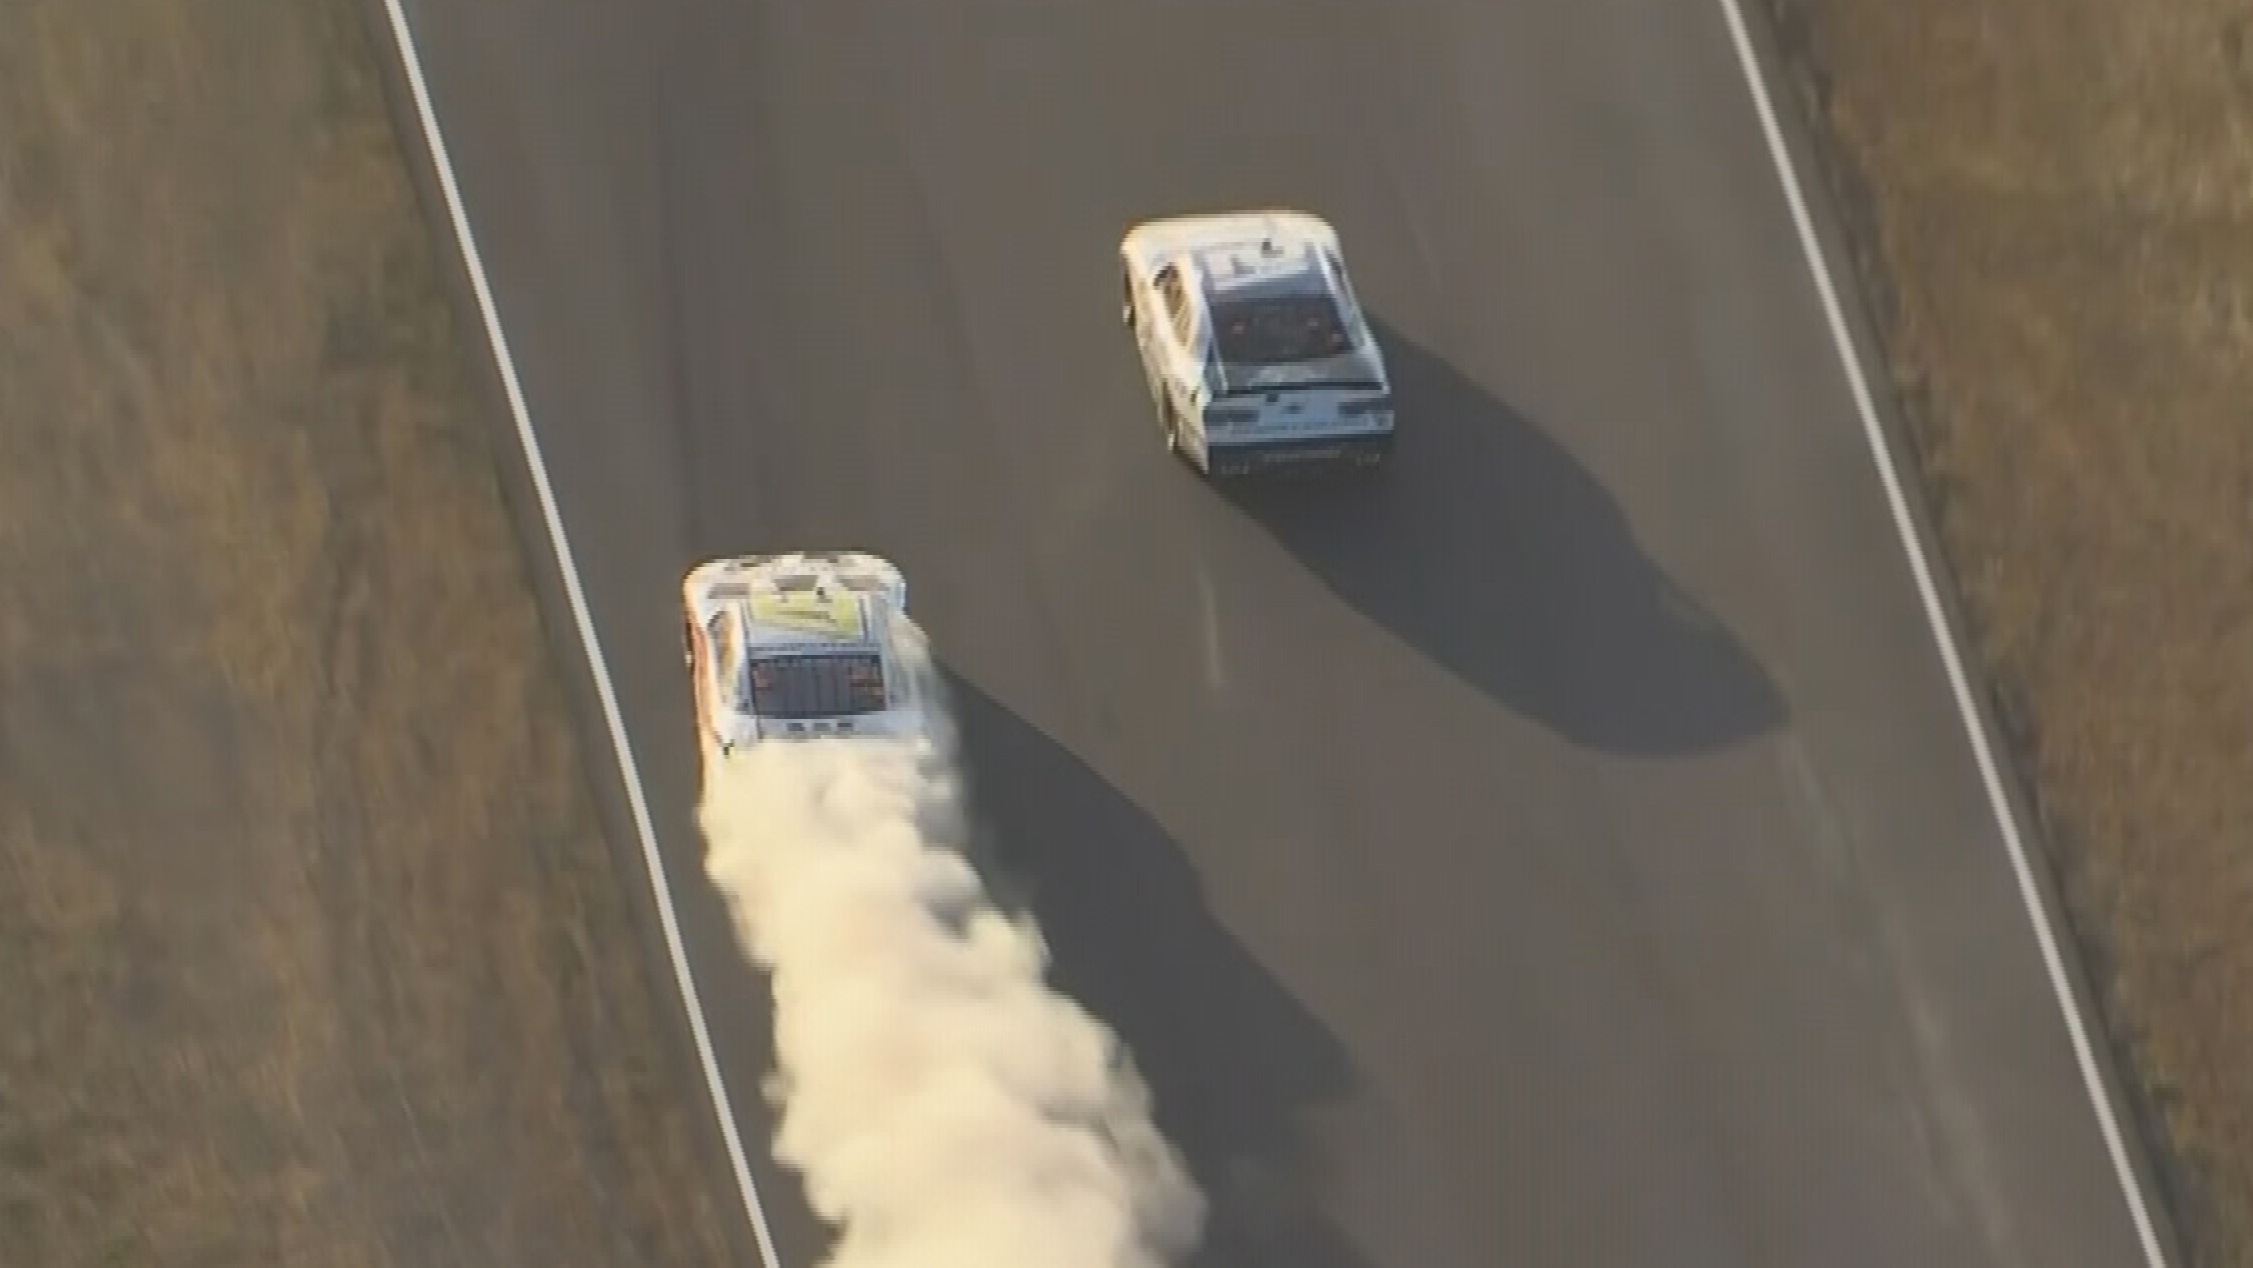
left=1210, top=294, right=1355, bottom=365
left=746, top=652, right=890, bottom=719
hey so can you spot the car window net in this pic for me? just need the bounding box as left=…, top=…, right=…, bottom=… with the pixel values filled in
left=1210, top=295, right=1354, bottom=365
left=747, top=652, right=889, bottom=719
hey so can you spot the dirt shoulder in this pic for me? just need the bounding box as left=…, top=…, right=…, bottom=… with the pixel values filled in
left=1755, top=1, right=2253, bottom=1263
left=0, top=2, right=744, bottom=1264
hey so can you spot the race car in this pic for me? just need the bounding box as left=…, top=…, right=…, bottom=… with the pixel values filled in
left=1119, top=209, right=1393, bottom=478
left=678, top=551, right=932, bottom=768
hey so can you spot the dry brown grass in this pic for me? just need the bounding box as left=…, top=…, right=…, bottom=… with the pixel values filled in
left=0, top=1, right=743, bottom=1263
left=1758, top=0, right=2253, bottom=1262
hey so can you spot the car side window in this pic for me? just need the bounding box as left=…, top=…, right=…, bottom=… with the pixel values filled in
left=1154, top=264, right=1195, bottom=348
left=1324, top=249, right=1364, bottom=327
left=706, top=613, right=735, bottom=688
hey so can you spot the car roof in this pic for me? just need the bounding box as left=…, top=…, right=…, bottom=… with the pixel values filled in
left=1192, top=235, right=1340, bottom=308
left=1124, top=211, right=1355, bottom=317
left=735, top=583, right=881, bottom=650
left=690, top=576, right=887, bottom=656
left=1124, top=209, right=1340, bottom=258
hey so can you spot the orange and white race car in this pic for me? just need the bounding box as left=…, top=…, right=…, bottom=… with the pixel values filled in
left=679, top=551, right=933, bottom=772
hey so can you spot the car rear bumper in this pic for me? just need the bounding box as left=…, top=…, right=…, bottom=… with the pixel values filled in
left=734, top=705, right=928, bottom=746
left=1204, top=430, right=1392, bottom=477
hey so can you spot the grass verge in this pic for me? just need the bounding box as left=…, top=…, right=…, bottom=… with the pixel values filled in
left=1756, top=1, right=2253, bottom=1262
left=0, top=1, right=744, bottom=1263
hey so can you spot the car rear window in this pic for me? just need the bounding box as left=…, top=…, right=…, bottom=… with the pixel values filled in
left=747, top=652, right=889, bottom=719
left=1210, top=294, right=1355, bottom=365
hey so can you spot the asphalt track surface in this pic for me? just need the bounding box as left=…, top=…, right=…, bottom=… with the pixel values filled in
left=384, top=1, right=2159, bottom=1265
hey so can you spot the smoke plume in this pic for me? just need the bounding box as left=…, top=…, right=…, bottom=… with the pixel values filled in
left=696, top=642, right=1206, bottom=1268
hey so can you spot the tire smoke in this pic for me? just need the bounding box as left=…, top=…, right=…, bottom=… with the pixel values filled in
left=696, top=654, right=1205, bottom=1268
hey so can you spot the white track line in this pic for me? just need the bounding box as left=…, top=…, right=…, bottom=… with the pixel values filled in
left=1712, top=3, right=2171, bottom=1264
left=371, top=4, right=785, bottom=1266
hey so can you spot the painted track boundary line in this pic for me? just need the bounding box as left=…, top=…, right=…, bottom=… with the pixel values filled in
left=368, top=4, right=785, bottom=1266
left=1711, top=2, right=2173, bottom=1264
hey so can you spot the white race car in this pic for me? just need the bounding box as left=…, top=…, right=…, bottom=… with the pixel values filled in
left=679, top=551, right=933, bottom=770
left=1120, top=209, right=1393, bottom=478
